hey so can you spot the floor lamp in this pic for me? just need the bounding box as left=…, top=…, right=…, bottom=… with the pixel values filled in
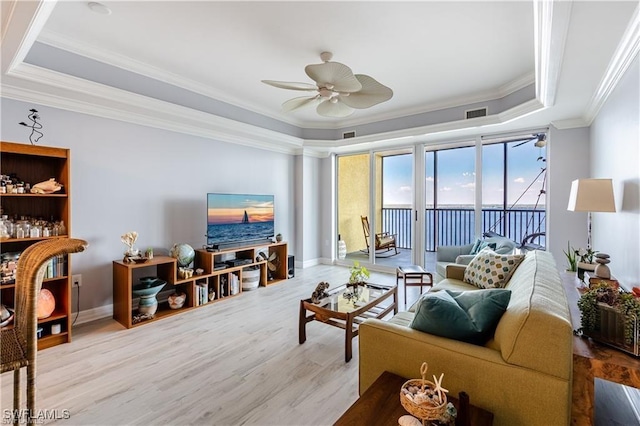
left=567, top=178, right=616, bottom=250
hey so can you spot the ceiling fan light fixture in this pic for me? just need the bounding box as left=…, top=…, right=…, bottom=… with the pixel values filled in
left=262, top=51, right=393, bottom=117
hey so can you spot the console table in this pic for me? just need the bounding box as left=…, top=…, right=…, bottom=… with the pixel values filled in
left=561, top=272, right=640, bottom=425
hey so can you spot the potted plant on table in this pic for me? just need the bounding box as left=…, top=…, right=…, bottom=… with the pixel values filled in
left=348, top=261, right=370, bottom=286
left=577, top=281, right=640, bottom=356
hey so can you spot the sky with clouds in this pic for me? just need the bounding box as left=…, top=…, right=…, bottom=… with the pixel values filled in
left=383, top=142, right=546, bottom=207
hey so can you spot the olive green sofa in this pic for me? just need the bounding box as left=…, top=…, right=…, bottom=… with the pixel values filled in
left=359, top=250, right=573, bottom=426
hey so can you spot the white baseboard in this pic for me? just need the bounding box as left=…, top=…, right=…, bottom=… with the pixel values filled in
left=74, top=304, right=113, bottom=325
left=297, top=258, right=320, bottom=269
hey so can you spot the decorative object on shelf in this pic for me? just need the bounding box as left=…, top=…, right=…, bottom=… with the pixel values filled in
left=242, top=266, right=260, bottom=291
left=132, top=313, right=154, bottom=324
left=338, top=234, right=347, bottom=260
left=399, top=362, right=452, bottom=425
left=348, top=261, right=370, bottom=286
left=577, top=281, right=640, bottom=356
left=275, top=233, right=283, bottom=242
left=567, top=178, right=616, bottom=250
left=195, top=268, right=204, bottom=275
left=121, top=231, right=139, bottom=262
left=30, top=178, right=62, bottom=194
left=132, top=277, right=166, bottom=316
left=168, top=291, right=186, bottom=309
left=50, top=323, right=61, bottom=334
left=18, top=108, right=44, bottom=145
left=170, top=243, right=195, bottom=268
left=178, top=267, right=193, bottom=279
left=257, top=250, right=279, bottom=280
left=594, top=253, right=611, bottom=279
left=37, top=288, right=56, bottom=319
left=145, top=247, right=153, bottom=259
left=311, top=281, right=330, bottom=304
left=0, top=305, right=14, bottom=327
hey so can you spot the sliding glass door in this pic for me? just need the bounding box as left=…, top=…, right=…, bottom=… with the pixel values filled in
left=336, top=149, right=414, bottom=270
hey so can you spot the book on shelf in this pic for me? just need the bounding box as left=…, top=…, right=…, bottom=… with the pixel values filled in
left=195, top=282, right=209, bottom=306
left=44, top=254, right=66, bottom=279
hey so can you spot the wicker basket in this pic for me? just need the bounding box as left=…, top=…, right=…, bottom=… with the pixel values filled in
left=399, top=363, right=448, bottom=424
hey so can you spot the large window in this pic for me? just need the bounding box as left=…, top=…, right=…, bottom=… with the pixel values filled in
left=482, top=134, right=546, bottom=246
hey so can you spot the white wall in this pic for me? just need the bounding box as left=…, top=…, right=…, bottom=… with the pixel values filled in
left=294, top=153, right=322, bottom=266
left=547, top=126, right=591, bottom=269
left=590, top=56, right=639, bottom=289
left=1, top=98, right=296, bottom=311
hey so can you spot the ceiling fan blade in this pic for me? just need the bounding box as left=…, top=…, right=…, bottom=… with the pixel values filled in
left=305, top=62, right=362, bottom=93
left=282, top=96, right=319, bottom=112
left=317, top=98, right=355, bottom=118
left=340, top=74, right=393, bottom=109
left=262, top=80, right=318, bottom=91
left=512, top=138, right=535, bottom=148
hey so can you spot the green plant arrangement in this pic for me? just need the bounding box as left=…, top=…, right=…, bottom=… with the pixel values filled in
left=348, top=261, right=370, bottom=285
left=577, top=281, right=640, bottom=353
left=563, top=241, right=578, bottom=272
left=577, top=247, right=598, bottom=264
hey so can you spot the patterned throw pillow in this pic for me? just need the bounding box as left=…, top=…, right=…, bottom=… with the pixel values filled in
left=464, top=247, right=524, bottom=288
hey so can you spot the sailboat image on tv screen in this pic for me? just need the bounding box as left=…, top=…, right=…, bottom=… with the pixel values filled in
left=207, top=194, right=274, bottom=245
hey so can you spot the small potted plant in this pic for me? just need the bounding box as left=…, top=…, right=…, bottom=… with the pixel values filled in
left=348, top=261, right=370, bottom=286
left=563, top=241, right=578, bottom=272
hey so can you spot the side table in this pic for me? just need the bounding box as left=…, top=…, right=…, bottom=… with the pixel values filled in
left=397, top=265, right=433, bottom=305
left=334, top=371, right=493, bottom=426
left=561, top=272, right=640, bottom=425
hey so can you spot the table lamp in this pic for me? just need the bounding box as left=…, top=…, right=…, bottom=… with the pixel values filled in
left=567, top=178, right=616, bottom=250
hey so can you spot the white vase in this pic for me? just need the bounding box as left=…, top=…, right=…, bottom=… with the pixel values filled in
left=338, top=237, right=347, bottom=260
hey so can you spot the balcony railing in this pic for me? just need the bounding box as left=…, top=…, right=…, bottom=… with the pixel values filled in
left=382, top=207, right=546, bottom=251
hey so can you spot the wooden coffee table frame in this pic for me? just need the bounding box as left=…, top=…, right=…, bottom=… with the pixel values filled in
left=299, top=283, right=398, bottom=362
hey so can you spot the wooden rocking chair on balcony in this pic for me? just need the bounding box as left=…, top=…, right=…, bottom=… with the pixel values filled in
left=361, top=216, right=398, bottom=257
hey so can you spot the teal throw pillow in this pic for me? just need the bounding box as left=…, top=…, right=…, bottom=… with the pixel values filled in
left=409, top=289, right=511, bottom=345
left=470, top=240, right=497, bottom=255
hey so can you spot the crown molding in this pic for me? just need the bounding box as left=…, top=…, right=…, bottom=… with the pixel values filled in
left=551, top=117, right=590, bottom=130
left=3, top=64, right=303, bottom=155
left=582, top=3, right=640, bottom=125
left=534, top=0, right=572, bottom=107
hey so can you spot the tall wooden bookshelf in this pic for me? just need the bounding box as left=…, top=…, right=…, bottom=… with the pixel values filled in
left=0, top=141, right=73, bottom=349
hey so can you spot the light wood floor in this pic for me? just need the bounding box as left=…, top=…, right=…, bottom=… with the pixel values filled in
left=0, top=265, right=407, bottom=426
left=2, top=264, right=637, bottom=425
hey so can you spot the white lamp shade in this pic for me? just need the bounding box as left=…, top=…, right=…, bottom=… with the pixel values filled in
left=567, top=179, right=616, bottom=212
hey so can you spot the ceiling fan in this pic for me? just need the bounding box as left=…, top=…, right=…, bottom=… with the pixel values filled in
left=511, top=133, right=547, bottom=148
left=262, top=52, right=393, bottom=118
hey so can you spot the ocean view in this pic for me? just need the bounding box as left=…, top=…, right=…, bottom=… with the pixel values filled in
left=207, top=221, right=274, bottom=245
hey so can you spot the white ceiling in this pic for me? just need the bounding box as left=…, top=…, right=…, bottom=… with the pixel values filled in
left=1, top=1, right=638, bottom=151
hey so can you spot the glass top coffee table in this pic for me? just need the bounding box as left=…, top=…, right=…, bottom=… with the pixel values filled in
left=299, top=282, right=397, bottom=362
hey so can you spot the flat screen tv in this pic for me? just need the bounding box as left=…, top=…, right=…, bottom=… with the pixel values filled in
left=207, top=193, right=274, bottom=246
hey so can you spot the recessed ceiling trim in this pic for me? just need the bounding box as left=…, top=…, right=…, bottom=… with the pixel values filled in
left=534, top=0, right=572, bottom=107
left=36, top=29, right=304, bottom=128
left=1, top=0, right=57, bottom=75
left=36, top=28, right=536, bottom=131
left=582, top=2, right=640, bottom=125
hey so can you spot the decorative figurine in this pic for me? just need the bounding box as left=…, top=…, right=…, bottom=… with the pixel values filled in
left=311, top=281, right=330, bottom=304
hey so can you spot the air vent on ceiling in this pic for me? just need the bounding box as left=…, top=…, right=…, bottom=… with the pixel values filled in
left=465, top=107, right=488, bottom=119
left=343, top=131, right=356, bottom=139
